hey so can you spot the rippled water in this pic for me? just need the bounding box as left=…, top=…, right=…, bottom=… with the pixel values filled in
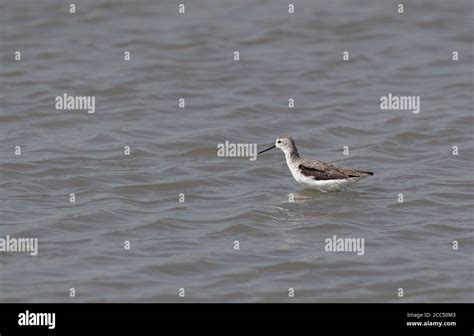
left=1, top=0, right=473, bottom=302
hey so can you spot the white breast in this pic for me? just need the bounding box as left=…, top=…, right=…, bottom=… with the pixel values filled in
left=285, top=154, right=364, bottom=192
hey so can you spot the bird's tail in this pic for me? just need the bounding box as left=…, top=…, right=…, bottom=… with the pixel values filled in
left=358, top=170, right=374, bottom=176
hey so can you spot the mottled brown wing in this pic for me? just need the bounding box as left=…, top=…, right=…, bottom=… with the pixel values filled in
left=298, top=160, right=372, bottom=180
left=298, top=164, right=349, bottom=180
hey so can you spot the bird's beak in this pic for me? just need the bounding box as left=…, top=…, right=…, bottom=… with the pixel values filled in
left=258, top=144, right=276, bottom=154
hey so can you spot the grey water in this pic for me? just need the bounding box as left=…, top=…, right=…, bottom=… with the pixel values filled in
left=0, top=0, right=472, bottom=302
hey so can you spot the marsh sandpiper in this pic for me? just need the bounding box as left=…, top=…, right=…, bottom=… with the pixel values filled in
left=258, top=136, right=373, bottom=192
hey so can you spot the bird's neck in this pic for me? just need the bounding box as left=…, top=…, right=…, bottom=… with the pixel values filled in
left=284, top=147, right=300, bottom=162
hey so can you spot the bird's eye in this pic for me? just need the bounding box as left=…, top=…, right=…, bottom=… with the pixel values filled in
left=277, top=140, right=281, bottom=144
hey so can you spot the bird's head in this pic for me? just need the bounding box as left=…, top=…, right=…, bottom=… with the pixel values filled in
left=258, top=136, right=296, bottom=155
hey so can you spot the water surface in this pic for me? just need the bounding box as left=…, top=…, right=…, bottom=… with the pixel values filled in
left=0, top=0, right=472, bottom=302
